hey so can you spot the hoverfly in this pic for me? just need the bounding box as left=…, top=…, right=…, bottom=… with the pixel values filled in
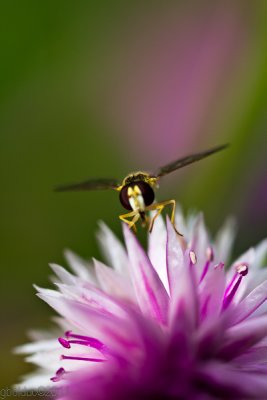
left=55, top=144, right=228, bottom=234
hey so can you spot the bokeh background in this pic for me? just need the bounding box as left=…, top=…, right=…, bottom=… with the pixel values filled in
left=0, top=0, right=266, bottom=396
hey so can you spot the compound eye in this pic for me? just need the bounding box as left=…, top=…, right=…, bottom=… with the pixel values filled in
left=119, top=185, right=132, bottom=210
left=137, top=181, right=155, bottom=206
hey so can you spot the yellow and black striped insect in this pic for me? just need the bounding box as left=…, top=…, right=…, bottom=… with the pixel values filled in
left=55, top=144, right=228, bottom=234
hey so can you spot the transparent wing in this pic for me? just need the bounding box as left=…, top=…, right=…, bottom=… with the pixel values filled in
left=54, top=178, right=120, bottom=192
left=153, top=144, right=229, bottom=178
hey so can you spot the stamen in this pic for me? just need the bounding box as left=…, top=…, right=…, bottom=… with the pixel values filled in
left=58, top=337, right=70, bottom=348
left=206, top=247, right=214, bottom=262
left=60, top=355, right=105, bottom=362
left=50, top=367, right=66, bottom=382
left=214, top=262, right=224, bottom=271
left=200, top=247, right=214, bottom=282
left=222, top=263, right=248, bottom=310
left=63, top=331, right=105, bottom=350
left=236, top=263, right=248, bottom=276
left=52, top=331, right=108, bottom=383
left=189, top=251, right=197, bottom=265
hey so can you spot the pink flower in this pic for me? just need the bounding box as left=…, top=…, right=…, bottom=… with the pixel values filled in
left=16, top=209, right=267, bottom=399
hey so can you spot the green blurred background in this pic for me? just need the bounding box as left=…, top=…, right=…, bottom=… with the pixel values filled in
left=0, top=0, right=266, bottom=395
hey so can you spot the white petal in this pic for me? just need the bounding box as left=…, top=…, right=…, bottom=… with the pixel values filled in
left=215, top=217, right=236, bottom=264
left=254, top=239, right=267, bottom=269
left=224, top=315, right=267, bottom=349
left=54, top=282, right=127, bottom=319
left=39, top=294, right=139, bottom=353
left=49, top=263, right=76, bottom=285
left=97, top=222, right=129, bottom=275
left=166, top=218, right=184, bottom=296
left=232, top=279, right=267, bottom=323
left=239, top=240, right=267, bottom=297
left=64, top=249, right=97, bottom=283
left=123, top=224, right=169, bottom=324
left=52, top=316, right=77, bottom=333
left=245, top=268, right=267, bottom=299
left=94, top=259, right=135, bottom=300
left=14, top=339, right=59, bottom=354
left=14, top=370, right=56, bottom=390
left=25, top=351, right=61, bottom=371
left=148, top=214, right=169, bottom=293
left=27, top=328, right=58, bottom=341
left=34, top=285, right=62, bottom=299
left=199, top=263, right=225, bottom=320
left=190, top=213, right=210, bottom=281
left=167, top=220, right=197, bottom=328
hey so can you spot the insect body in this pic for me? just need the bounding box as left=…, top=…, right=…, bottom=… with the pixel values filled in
left=55, top=144, right=228, bottom=233
left=117, top=172, right=176, bottom=233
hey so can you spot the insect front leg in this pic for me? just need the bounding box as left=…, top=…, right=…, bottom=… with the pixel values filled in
left=119, top=210, right=140, bottom=232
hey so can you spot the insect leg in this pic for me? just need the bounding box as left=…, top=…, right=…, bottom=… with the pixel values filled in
left=128, top=213, right=141, bottom=232
left=147, top=204, right=164, bottom=233
left=119, top=210, right=139, bottom=232
left=162, top=199, right=183, bottom=236
left=146, top=200, right=183, bottom=236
